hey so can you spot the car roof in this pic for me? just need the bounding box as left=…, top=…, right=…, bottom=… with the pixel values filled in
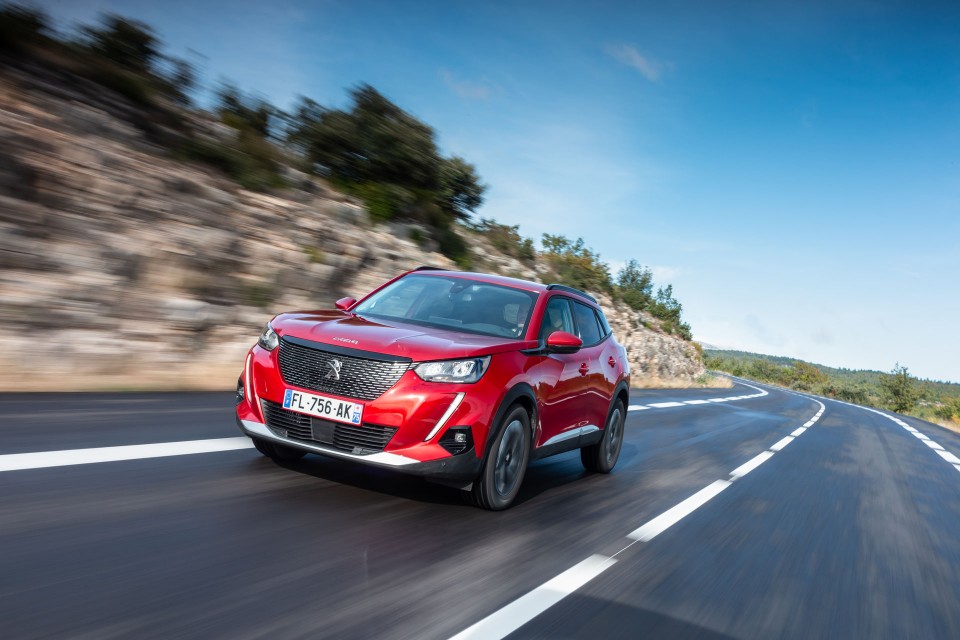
left=409, top=269, right=599, bottom=306
left=411, top=269, right=547, bottom=293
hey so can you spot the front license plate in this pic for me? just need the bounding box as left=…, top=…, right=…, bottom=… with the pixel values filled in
left=282, top=389, right=363, bottom=425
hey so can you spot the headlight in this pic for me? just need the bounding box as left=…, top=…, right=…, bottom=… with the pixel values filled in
left=414, top=356, right=490, bottom=383
left=258, top=322, right=279, bottom=351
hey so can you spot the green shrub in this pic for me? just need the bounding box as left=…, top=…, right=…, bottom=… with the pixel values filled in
left=436, top=226, right=471, bottom=268
left=469, top=218, right=534, bottom=263
left=541, top=234, right=612, bottom=294
left=616, top=260, right=654, bottom=311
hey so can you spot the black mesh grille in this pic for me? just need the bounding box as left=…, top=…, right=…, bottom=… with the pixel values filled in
left=277, top=337, right=411, bottom=401
left=261, top=400, right=397, bottom=455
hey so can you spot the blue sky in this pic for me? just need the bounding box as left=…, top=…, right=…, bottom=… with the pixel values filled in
left=34, top=0, right=960, bottom=382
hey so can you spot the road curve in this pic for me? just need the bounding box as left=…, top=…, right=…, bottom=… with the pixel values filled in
left=2, top=380, right=960, bottom=639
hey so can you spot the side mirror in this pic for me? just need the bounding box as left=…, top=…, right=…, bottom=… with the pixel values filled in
left=335, top=297, right=356, bottom=311
left=545, top=331, right=582, bottom=354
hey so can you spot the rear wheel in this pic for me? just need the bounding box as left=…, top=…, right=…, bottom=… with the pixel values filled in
left=252, top=438, right=308, bottom=461
left=468, top=404, right=531, bottom=510
left=581, top=399, right=625, bottom=473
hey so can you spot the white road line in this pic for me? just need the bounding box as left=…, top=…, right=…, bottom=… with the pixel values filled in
left=803, top=420, right=815, bottom=427
left=729, top=451, right=775, bottom=479
left=0, top=438, right=254, bottom=472
left=626, top=381, right=769, bottom=413
left=822, top=402, right=960, bottom=480
left=449, top=389, right=822, bottom=640
left=937, top=450, right=960, bottom=465
left=627, top=480, right=732, bottom=542
left=769, top=436, right=794, bottom=452
left=447, top=554, right=616, bottom=640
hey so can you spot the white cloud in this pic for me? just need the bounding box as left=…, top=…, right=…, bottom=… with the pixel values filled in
left=440, top=69, right=496, bottom=101
left=605, top=43, right=665, bottom=82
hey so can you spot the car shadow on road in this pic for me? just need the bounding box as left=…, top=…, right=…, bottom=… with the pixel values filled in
left=258, top=439, right=641, bottom=509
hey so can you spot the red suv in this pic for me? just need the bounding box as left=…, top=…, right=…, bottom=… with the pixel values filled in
left=235, top=267, right=630, bottom=509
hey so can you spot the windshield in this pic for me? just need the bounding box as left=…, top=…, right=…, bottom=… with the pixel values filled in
left=353, top=275, right=538, bottom=339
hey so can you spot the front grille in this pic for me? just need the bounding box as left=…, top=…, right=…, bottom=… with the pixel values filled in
left=261, top=400, right=397, bottom=455
left=277, top=337, right=411, bottom=401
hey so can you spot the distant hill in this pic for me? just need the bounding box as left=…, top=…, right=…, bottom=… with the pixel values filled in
left=704, top=349, right=960, bottom=427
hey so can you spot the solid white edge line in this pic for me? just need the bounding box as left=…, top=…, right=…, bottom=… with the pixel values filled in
left=627, top=479, right=732, bottom=542
left=922, top=440, right=946, bottom=451
left=769, top=436, right=794, bottom=452
left=729, top=450, right=775, bottom=479
left=684, top=400, right=711, bottom=405
left=0, top=438, right=255, bottom=472
left=447, top=554, right=616, bottom=640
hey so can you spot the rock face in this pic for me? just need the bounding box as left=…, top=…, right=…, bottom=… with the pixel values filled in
left=0, top=64, right=704, bottom=391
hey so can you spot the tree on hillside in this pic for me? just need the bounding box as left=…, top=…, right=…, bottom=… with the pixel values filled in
left=81, top=14, right=158, bottom=75
left=616, top=260, right=654, bottom=311
left=217, top=85, right=275, bottom=137
left=286, top=85, right=486, bottom=231
left=881, top=363, right=917, bottom=413
left=0, top=4, right=50, bottom=51
left=541, top=234, right=613, bottom=294
left=649, top=284, right=692, bottom=340
left=438, top=156, right=485, bottom=220
left=292, top=84, right=440, bottom=189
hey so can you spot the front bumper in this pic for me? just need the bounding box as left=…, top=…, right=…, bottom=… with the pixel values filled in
left=236, top=416, right=482, bottom=484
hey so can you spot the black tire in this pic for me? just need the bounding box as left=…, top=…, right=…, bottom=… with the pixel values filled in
left=252, top=438, right=308, bottom=461
left=468, top=404, right=531, bottom=510
left=581, top=399, right=625, bottom=473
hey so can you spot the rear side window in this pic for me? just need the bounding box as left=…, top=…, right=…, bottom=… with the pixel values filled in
left=572, top=301, right=603, bottom=345
left=596, top=310, right=612, bottom=336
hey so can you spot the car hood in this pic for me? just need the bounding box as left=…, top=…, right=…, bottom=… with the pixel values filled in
left=272, top=311, right=536, bottom=360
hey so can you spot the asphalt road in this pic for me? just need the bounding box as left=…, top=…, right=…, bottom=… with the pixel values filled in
left=2, top=380, right=960, bottom=639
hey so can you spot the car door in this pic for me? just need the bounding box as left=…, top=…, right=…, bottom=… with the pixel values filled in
left=532, top=296, right=588, bottom=447
left=570, top=300, right=611, bottom=430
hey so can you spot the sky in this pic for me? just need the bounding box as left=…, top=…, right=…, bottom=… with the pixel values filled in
left=31, top=0, right=960, bottom=382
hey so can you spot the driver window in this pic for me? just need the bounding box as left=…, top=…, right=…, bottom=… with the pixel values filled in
left=539, top=297, right=575, bottom=341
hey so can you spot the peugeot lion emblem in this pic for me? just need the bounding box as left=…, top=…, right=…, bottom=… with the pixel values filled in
left=326, top=359, right=342, bottom=381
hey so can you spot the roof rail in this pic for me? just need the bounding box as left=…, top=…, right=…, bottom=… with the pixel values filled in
left=413, top=265, right=447, bottom=272
left=546, top=284, right=597, bottom=304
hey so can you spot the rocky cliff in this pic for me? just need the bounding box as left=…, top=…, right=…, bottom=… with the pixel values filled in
left=0, top=62, right=705, bottom=391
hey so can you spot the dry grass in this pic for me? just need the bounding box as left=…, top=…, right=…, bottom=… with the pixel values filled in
left=632, top=374, right=734, bottom=390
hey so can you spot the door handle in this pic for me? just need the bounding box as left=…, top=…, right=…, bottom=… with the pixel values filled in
left=578, top=363, right=589, bottom=376
left=608, top=356, right=616, bottom=367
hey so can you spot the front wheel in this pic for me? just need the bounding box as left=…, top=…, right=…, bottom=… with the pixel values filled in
left=468, top=404, right=531, bottom=510
left=581, top=399, right=625, bottom=473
